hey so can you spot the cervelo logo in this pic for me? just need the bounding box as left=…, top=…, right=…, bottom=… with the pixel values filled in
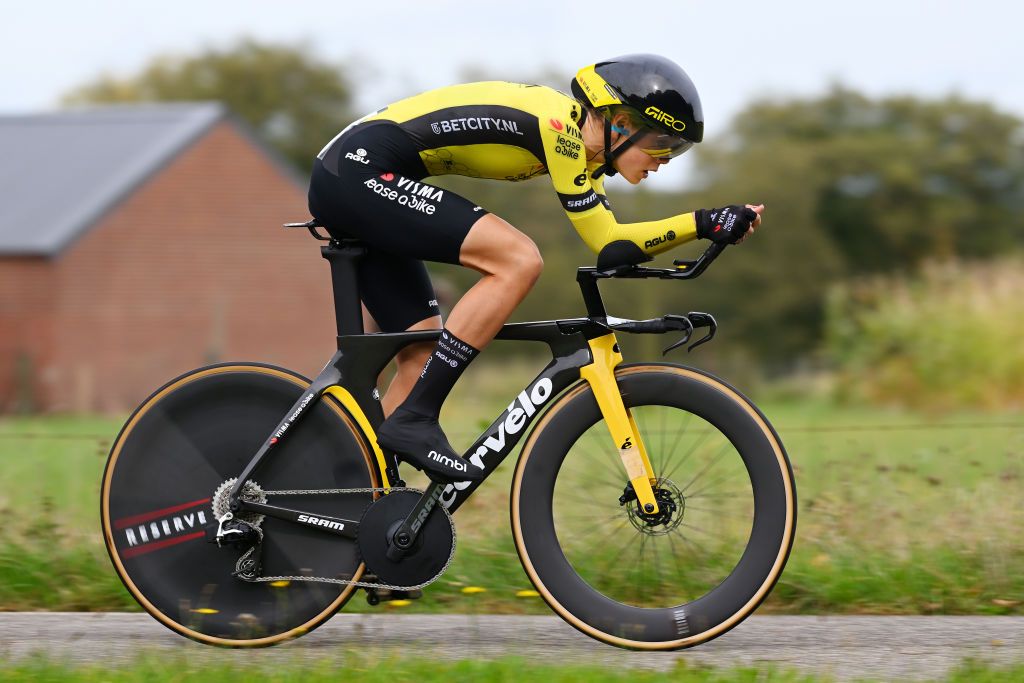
left=644, top=230, right=676, bottom=249
left=345, top=147, right=371, bottom=164
left=429, top=449, right=467, bottom=472
left=439, top=377, right=554, bottom=506
left=273, top=392, right=315, bottom=440
left=644, top=106, right=687, bottom=132
left=297, top=514, right=345, bottom=531
left=430, top=117, right=524, bottom=135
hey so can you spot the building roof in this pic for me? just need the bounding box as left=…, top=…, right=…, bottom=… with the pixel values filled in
left=0, top=103, right=235, bottom=256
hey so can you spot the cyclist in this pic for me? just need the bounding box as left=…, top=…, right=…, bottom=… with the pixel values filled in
left=308, top=54, right=763, bottom=482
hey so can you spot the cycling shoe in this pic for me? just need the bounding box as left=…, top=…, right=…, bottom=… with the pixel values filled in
left=376, top=407, right=484, bottom=482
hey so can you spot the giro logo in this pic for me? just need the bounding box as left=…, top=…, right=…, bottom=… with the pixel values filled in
left=644, top=106, right=687, bottom=132
left=297, top=514, right=345, bottom=531
left=345, top=147, right=371, bottom=164
left=439, top=377, right=555, bottom=507
left=644, top=230, right=676, bottom=249
left=429, top=449, right=467, bottom=472
left=114, top=498, right=211, bottom=558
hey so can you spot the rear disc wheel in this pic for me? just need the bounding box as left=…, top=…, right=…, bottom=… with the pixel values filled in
left=100, top=363, right=379, bottom=647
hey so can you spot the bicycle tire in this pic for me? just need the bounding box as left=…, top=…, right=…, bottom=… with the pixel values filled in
left=511, top=364, right=795, bottom=650
left=100, top=363, right=379, bottom=647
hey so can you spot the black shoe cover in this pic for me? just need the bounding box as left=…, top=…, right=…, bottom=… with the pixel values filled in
left=377, top=408, right=484, bottom=482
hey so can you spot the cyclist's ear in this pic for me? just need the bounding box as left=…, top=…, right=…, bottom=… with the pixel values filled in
left=597, top=240, right=652, bottom=269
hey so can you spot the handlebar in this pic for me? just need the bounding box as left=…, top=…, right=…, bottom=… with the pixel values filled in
left=584, top=243, right=727, bottom=282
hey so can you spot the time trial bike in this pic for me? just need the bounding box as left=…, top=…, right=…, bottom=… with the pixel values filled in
left=100, top=220, right=796, bottom=650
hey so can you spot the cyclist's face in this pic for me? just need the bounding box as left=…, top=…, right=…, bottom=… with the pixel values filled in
left=610, top=118, right=670, bottom=185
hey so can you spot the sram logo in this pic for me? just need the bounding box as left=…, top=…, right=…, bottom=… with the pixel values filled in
left=439, top=377, right=555, bottom=506
left=297, top=514, right=345, bottom=531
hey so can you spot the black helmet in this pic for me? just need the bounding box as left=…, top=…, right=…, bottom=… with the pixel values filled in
left=571, top=54, right=704, bottom=177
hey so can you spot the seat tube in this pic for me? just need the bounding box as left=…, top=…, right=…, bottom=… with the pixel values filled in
left=578, top=333, right=660, bottom=514
left=321, top=243, right=365, bottom=337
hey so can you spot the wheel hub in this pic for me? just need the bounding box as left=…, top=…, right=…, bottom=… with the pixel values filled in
left=624, top=479, right=685, bottom=536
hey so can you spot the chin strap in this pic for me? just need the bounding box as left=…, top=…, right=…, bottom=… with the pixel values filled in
left=592, top=118, right=642, bottom=180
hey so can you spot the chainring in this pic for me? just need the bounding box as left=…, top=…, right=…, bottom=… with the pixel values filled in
left=357, top=490, right=455, bottom=587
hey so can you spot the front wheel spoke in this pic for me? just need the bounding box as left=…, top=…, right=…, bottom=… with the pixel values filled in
left=595, top=528, right=643, bottom=583
left=685, top=473, right=747, bottom=502
left=670, top=528, right=713, bottom=560
left=685, top=490, right=749, bottom=501
left=660, top=426, right=714, bottom=483
left=679, top=441, right=734, bottom=494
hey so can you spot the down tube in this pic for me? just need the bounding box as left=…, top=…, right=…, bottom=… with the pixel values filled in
left=439, top=347, right=590, bottom=513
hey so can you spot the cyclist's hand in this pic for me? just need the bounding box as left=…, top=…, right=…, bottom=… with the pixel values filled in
left=696, top=204, right=763, bottom=245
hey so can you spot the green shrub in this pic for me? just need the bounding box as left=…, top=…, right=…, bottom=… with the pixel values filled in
left=825, top=258, right=1024, bottom=410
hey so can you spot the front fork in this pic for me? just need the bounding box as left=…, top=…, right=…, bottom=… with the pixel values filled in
left=579, top=334, right=660, bottom=514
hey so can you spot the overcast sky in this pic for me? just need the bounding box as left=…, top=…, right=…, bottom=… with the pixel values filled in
left=4, top=0, right=1020, bottom=187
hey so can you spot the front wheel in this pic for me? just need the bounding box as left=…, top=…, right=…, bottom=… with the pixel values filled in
left=511, top=364, right=796, bottom=650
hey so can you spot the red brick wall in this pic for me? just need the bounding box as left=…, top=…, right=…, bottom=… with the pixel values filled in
left=0, top=258, right=55, bottom=411
left=28, top=121, right=338, bottom=412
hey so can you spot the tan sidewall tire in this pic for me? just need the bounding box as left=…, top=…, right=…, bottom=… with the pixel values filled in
left=510, top=364, right=796, bottom=650
left=100, top=363, right=379, bottom=647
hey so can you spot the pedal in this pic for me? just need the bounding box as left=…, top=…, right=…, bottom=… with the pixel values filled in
left=364, top=577, right=423, bottom=606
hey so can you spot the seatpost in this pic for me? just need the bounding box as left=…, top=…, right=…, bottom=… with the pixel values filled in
left=321, top=241, right=366, bottom=337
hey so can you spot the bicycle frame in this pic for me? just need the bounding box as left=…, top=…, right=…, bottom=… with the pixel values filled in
left=227, top=237, right=723, bottom=545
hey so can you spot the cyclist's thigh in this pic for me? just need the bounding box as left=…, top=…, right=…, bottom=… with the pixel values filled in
left=358, top=249, right=441, bottom=333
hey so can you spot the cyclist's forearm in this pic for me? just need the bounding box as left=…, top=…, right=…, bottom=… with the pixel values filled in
left=572, top=211, right=699, bottom=257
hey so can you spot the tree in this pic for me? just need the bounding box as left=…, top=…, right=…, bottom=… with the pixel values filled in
left=63, top=39, right=355, bottom=171
left=673, top=86, right=1024, bottom=372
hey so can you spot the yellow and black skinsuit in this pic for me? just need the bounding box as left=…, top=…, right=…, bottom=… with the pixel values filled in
left=308, top=81, right=698, bottom=332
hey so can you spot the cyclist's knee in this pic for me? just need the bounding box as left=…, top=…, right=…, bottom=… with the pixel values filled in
left=461, top=214, right=543, bottom=286
left=510, top=240, right=543, bottom=286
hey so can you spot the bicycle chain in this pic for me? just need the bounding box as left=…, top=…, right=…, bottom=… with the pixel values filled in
left=230, top=486, right=456, bottom=593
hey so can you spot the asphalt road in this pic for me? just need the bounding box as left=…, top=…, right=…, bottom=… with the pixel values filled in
left=1, top=614, right=1021, bottom=681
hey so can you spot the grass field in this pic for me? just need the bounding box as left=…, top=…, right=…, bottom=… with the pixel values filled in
left=1, top=655, right=1022, bottom=683
left=0, top=360, right=1021, bottom=614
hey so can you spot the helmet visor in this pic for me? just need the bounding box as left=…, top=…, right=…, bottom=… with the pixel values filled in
left=635, top=127, right=694, bottom=159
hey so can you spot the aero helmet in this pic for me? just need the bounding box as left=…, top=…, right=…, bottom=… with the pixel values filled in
left=571, top=54, right=704, bottom=177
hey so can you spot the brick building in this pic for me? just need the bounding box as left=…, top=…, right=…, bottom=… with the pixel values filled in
left=0, top=103, right=339, bottom=413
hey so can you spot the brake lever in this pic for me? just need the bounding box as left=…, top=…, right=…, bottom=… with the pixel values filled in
left=685, top=312, right=717, bottom=352
left=661, top=315, right=694, bottom=355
